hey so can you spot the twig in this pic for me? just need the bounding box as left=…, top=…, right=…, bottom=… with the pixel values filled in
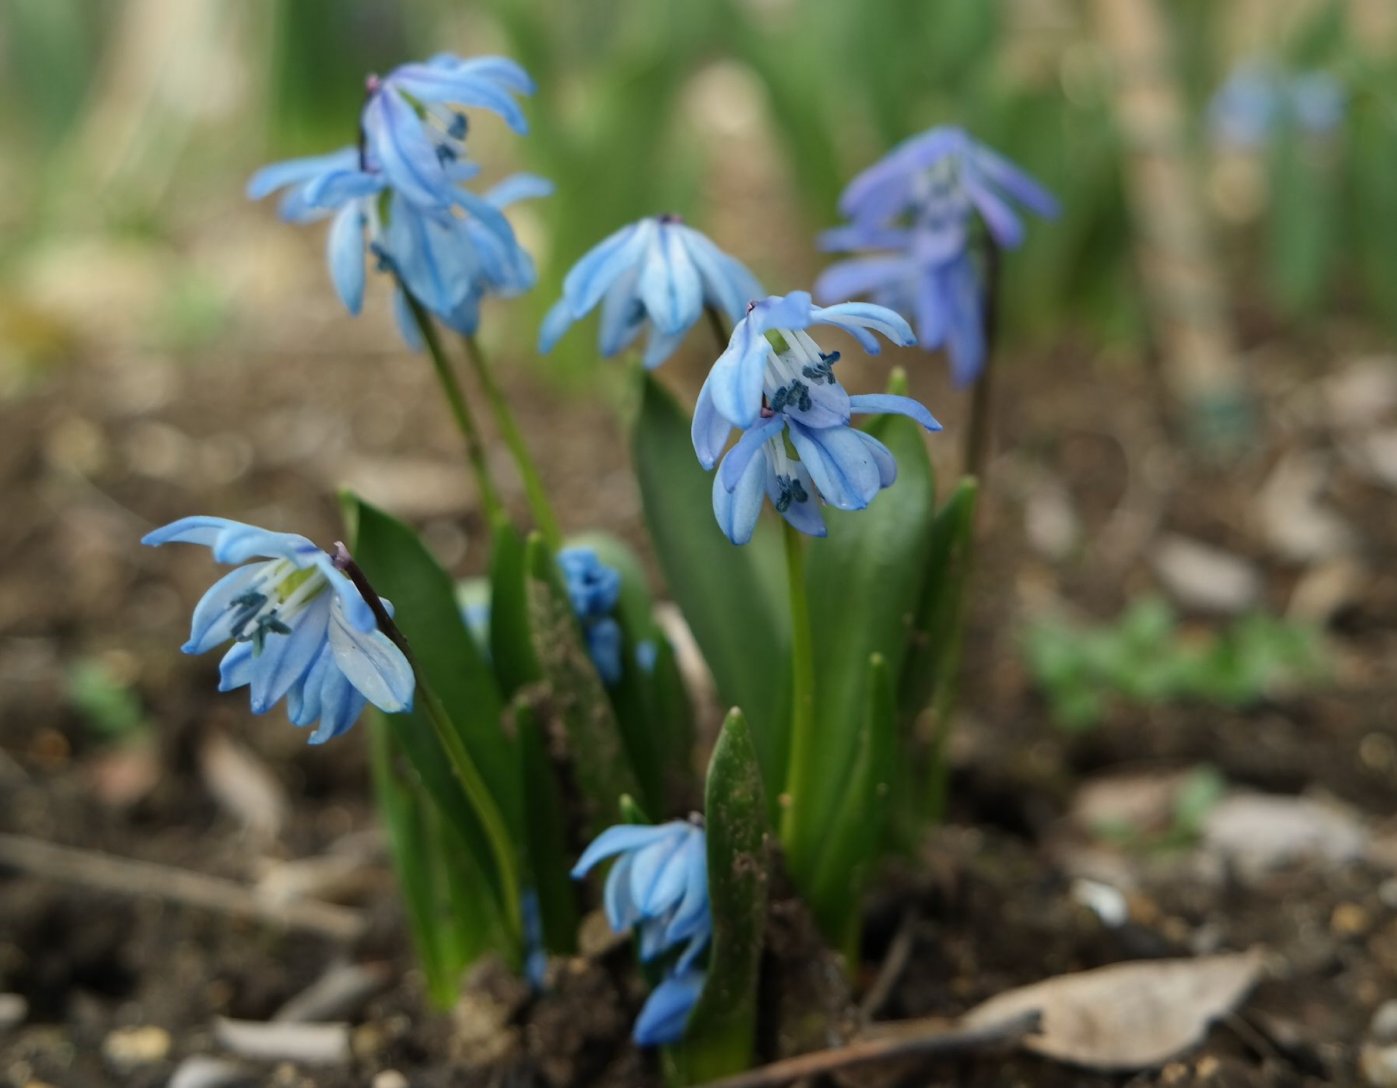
left=0, top=832, right=365, bottom=942
left=693, top=1009, right=1041, bottom=1088
left=858, top=909, right=917, bottom=1022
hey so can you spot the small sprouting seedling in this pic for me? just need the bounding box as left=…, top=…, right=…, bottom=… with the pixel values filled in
left=65, top=657, right=148, bottom=742
left=1025, top=597, right=1326, bottom=731
left=1091, top=764, right=1228, bottom=854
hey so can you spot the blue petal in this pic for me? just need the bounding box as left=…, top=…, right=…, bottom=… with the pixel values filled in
left=604, top=854, right=639, bottom=931
left=961, top=172, right=1026, bottom=249
left=632, top=970, right=705, bottom=1047
left=691, top=380, right=733, bottom=470
left=364, top=88, right=451, bottom=208
left=788, top=422, right=880, bottom=511
left=712, top=443, right=768, bottom=546
left=571, top=823, right=675, bottom=879
left=483, top=172, right=554, bottom=207
left=628, top=836, right=681, bottom=917
left=706, top=318, right=768, bottom=429
left=679, top=227, right=761, bottom=320
left=767, top=460, right=827, bottom=538
left=538, top=297, right=574, bottom=354
left=812, top=302, right=915, bottom=349
left=638, top=223, right=702, bottom=336
left=326, top=203, right=366, bottom=315
left=838, top=126, right=963, bottom=223
left=183, top=563, right=264, bottom=654
left=288, top=645, right=332, bottom=727
left=813, top=257, right=910, bottom=305
left=421, top=54, right=536, bottom=94
left=848, top=393, right=942, bottom=432
left=563, top=220, right=652, bottom=315
left=303, top=168, right=384, bottom=209
left=718, top=417, right=784, bottom=493
left=308, top=661, right=367, bottom=744
left=248, top=596, right=331, bottom=714
left=596, top=268, right=646, bottom=357
left=386, top=64, right=529, bottom=133
left=585, top=618, right=623, bottom=686
left=246, top=148, right=359, bottom=200
left=218, top=641, right=254, bottom=692
left=853, top=430, right=898, bottom=488
left=325, top=595, right=414, bottom=712
left=968, top=144, right=1059, bottom=218
left=142, top=515, right=245, bottom=550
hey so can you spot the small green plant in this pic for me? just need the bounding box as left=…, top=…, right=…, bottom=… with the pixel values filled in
left=65, top=657, right=148, bottom=742
left=1024, top=597, right=1326, bottom=731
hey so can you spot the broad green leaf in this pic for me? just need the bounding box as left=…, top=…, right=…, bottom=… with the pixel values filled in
left=514, top=700, right=579, bottom=955
left=809, top=654, right=896, bottom=957
left=524, top=532, right=640, bottom=827
left=342, top=493, right=523, bottom=843
left=671, top=709, right=768, bottom=1084
left=632, top=373, right=789, bottom=805
left=787, top=412, right=937, bottom=896
left=489, top=519, right=541, bottom=696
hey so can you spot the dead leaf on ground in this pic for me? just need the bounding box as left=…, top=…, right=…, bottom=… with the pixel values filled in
left=961, top=951, right=1264, bottom=1071
left=199, top=730, right=288, bottom=840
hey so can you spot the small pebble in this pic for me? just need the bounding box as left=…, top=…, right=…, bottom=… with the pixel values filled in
left=102, top=1024, right=171, bottom=1068
left=1362, top=1043, right=1397, bottom=1088
left=0, top=993, right=27, bottom=1029
left=1371, top=1000, right=1397, bottom=1045
left=1333, top=902, right=1372, bottom=937
left=372, top=1073, right=409, bottom=1088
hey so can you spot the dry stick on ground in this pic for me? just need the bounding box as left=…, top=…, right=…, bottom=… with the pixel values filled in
left=692, top=1009, right=1041, bottom=1088
left=858, top=909, right=918, bottom=1022
left=0, top=833, right=366, bottom=942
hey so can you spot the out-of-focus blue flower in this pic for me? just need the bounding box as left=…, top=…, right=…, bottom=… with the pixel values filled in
left=538, top=215, right=762, bottom=369
left=521, top=888, right=548, bottom=991
left=633, top=966, right=705, bottom=1046
left=816, top=127, right=1055, bottom=386
left=691, top=291, right=939, bottom=545
left=557, top=547, right=624, bottom=685
left=572, top=820, right=710, bottom=970
left=1208, top=62, right=1345, bottom=148
left=363, top=55, right=535, bottom=210
left=142, top=517, right=414, bottom=743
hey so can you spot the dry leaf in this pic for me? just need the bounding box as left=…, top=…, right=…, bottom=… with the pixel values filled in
left=962, top=951, right=1263, bottom=1071
left=199, top=730, right=288, bottom=839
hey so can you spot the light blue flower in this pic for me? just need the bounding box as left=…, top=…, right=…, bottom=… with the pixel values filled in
left=633, top=966, right=706, bottom=1046
left=556, top=547, right=624, bottom=686
left=538, top=215, right=762, bottom=369
left=695, top=291, right=915, bottom=432
left=816, top=128, right=1054, bottom=386
left=362, top=54, right=535, bottom=210
left=1208, top=62, right=1345, bottom=148
left=571, top=820, right=711, bottom=971
left=142, top=517, right=414, bottom=743
left=830, top=125, right=1058, bottom=252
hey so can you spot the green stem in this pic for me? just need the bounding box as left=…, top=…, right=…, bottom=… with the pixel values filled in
left=460, top=333, right=563, bottom=551
left=777, top=520, right=816, bottom=853
left=398, top=288, right=507, bottom=527
left=961, top=237, right=1002, bottom=486
left=337, top=549, right=523, bottom=948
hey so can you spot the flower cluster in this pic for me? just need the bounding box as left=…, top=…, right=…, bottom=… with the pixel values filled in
left=247, top=54, right=549, bottom=347
left=693, top=291, right=941, bottom=544
left=572, top=820, right=710, bottom=1045
left=539, top=214, right=762, bottom=369
left=817, top=126, right=1056, bottom=385
left=142, top=517, right=414, bottom=742
left=1208, top=62, right=1345, bottom=149
left=556, top=547, right=624, bottom=686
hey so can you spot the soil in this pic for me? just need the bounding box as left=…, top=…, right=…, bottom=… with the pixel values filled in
left=3, top=248, right=1397, bottom=1086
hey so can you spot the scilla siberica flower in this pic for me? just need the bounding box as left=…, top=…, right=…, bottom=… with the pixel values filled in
left=538, top=215, right=762, bottom=369
left=572, top=821, right=710, bottom=1045
left=247, top=53, right=545, bottom=345
left=556, top=547, right=624, bottom=686
left=142, top=517, right=414, bottom=743
left=693, top=292, right=940, bottom=545
left=816, top=126, right=1056, bottom=385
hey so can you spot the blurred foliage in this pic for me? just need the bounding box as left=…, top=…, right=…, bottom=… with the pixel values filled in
left=1024, top=597, right=1327, bottom=731
left=1090, top=763, right=1227, bottom=853
left=65, top=657, right=148, bottom=742
left=1, top=0, right=1395, bottom=362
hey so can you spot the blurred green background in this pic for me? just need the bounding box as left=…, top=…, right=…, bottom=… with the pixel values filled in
left=2, top=0, right=1394, bottom=387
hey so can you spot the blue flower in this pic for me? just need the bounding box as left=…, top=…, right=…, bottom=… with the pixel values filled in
left=142, top=517, right=414, bottom=743
left=571, top=821, right=711, bottom=971
left=538, top=215, right=762, bottom=369
left=691, top=292, right=939, bottom=545
left=633, top=966, right=706, bottom=1046
left=556, top=547, right=624, bottom=686
left=363, top=54, right=535, bottom=210
left=816, top=127, right=1055, bottom=385
left=1208, top=62, right=1345, bottom=148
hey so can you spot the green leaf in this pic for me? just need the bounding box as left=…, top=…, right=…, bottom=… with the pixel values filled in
left=489, top=519, right=541, bottom=696
left=514, top=700, right=579, bottom=955
left=342, top=492, right=523, bottom=839
left=788, top=412, right=937, bottom=896
left=808, top=654, right=896, bottom=956
left=671, top=709, right=769, bottom=1084
left=368, top=712, right=502, bottom=1006
left=524, top=532, right=640, bottom=827
left=631, top=373, right=790, bottom=804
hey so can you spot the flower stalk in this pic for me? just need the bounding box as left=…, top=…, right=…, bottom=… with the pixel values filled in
left=334, top=543, right=524, bottom=948
left=460, top=332, right=563, bottom=551
left=777, top=519, right=816, bottom=853
left=961, top=236, right=1001, bottom=485
left=398, top=287, right=508, bottom=528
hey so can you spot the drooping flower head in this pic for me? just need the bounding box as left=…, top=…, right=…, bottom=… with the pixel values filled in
left=247, top=53, right=547, bottom=347
left=572, top=820, right=710, bottom=1045
left=539, top=215, right=762, bottom=369
left=817, top=126, right=1056, bottom=385
left=556, top=547, right=624, bottom=686
left=142, top=517, right=414, bottom=743
left=691, top=292, right=940, bottom=544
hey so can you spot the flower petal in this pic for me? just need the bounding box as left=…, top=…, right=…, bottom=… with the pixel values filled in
left=326, top=203, right=366, bottom=315
left=183, top=563, right=265, bottom=654
left=638, top=223, right=703, bottom=336
left=563, top=220, right=653, bottom=315
left=712, top=443, right=769, bottom=546
left=326, top=596, right=414, bottom=713
left=632, top=970, right=705, bottom=1047
left=848, top=393, right=942, bottom=431
left=248, top=595, right=331, bottom=714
